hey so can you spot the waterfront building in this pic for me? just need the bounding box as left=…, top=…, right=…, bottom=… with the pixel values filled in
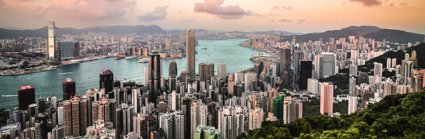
left=99, top=69, right=114, bottom=97
left=18, top=85, right=35, bottom=110
left=186, top=28, right=196, bottom=81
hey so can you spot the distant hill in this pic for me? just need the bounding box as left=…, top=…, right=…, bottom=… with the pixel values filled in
left=286, top=26, right=424, bottom=44
left=0, top=25, right=166, bottom=39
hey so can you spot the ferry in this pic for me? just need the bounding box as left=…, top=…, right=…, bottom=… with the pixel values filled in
left=125, top=56, right=136, bottom=60
left=138, top=58, right=150, bottom=63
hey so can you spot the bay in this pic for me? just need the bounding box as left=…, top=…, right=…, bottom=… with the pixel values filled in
left=0, top=39, right=258, bottom=109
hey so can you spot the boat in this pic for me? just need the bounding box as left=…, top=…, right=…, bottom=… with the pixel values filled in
left=125, top=56, right=136, bottom=60
left=138, top=58, right=150, bottom=63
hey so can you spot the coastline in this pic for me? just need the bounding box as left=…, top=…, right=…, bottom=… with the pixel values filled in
left=0, top=55, right=111, bottom=76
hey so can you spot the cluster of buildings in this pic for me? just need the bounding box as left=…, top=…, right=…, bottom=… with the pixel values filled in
left=0, top=28, right=305, bottom=139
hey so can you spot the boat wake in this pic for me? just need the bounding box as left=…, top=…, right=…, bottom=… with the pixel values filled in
left=1, top=95, right=17, bottom=98
left=58, top=72, right=75, bottom=75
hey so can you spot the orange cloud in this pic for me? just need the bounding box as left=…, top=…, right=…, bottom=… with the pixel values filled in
left=351, top=0, right=382, bottom=7
left=194, top=0, right=252, bottom=19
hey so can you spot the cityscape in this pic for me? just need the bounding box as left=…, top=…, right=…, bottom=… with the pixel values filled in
left=1, top=0, right=425, bottom=139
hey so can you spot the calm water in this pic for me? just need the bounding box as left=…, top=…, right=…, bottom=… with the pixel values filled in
left=0, top=39, right=258, bottom=109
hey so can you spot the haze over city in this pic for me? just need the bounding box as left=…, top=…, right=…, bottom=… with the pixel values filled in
left=0, top=0, right=424, bottom=33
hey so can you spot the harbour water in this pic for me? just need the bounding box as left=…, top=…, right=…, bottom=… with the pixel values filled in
left=0, top=39, right=258, bottom=108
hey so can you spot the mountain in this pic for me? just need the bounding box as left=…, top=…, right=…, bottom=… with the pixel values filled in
left=238, top=92, right=425, bottom=139
left=286, top=26, right=424, bottom=44
left=0, top=25, right=166, bottom=39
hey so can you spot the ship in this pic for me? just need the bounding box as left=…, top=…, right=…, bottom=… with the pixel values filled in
left=138, top=58, right=150, bottom=63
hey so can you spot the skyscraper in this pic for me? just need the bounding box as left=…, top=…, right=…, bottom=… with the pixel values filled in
left=217, top=63, right=227, bottom=80
left=315, top=53, right=337, bottom=79
left=149, top=51, right=161, bottom=103
left=18, top=85, right=35, bottom=110
left=320, top=82, right=334, bottom=115
left=99, top=69, right=114, bottom=97
left=186, top=28, right=196, bottom=81
left=299, top=61, right=312, bottom=90
left=279, top=48, right=291, bottom=88
left=48, top=22, right=55, bottom=59
left=63, top=78, right=76, bottom=100
left=199, top=63, right=207, bottom=81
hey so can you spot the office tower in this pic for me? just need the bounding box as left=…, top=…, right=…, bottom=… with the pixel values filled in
left=99, top=69, right=114, bottom=97
left=299, top=61, right=312, bottom=90
left=186, top=28, right=196, bottom=81
left=63, top=78, right=76, bottom=100
left=315, top=53, right=337, bottom=79
left=48, top=22, right=55, bottom=59
left=206, top=63, right=215, bottom=81
left=349, top=64, right=358, bottom=76
left=279, top=48, right=291, bottom=88
left=217, top=63, right=227, bottom=80
left=18, top=85, right=35, bottom=110
left=63, top=100, right=72, bottom=136
left=283, top=97, right=303, bottom=124
left=169, top=61, right=178, bottom=91
left=244, top=72, right=256, bottom=91
left=349, top=77, right=357, bottom=96
left=79, top=96, right=89, bottom=135
left=227, top=75, right=235, bottom=96
left=149, top=52, right=161, bottom=103
left=348, top=95, right=358, bottom=115
left=199, top=63, right=207, bottom=81
left=320, top=82, right=334, bottom=115
left=73, top=42, right=80, bottom=57
left=165, top=35, right=172, bottom=51
left=374, top=62, right=383, bottom=83
left=272, top=94, right=285, bottom=121
left=131, top=89, right=139, bottom=113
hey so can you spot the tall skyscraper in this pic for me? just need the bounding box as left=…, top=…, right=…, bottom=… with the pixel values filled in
left=320, top=82, right=334, bottom=115
left=374, top=62, right=383, bottom=83
left=279, top=48, right=291, bottom=88
left=99, top=69, right=114, bottom=97
left=299, top=61, right=312, bottom=90
left=217, top=63, right=227, bottom=80
left=186, top=28, right=196, bottom=81
left=283, top=96, right=303, bottom=124
left=348, top=95, right=358, bottom=115
left=169, top=61, right=178, bottom=92
left=63, top=78, right=76, bottom=100
left=48, top=22, right=56, bottom=59
left=206, top=63, right=214, bottom=81
left=149, top=51, right=161, bottom=103
left=18, top=85, right=35, bottom=110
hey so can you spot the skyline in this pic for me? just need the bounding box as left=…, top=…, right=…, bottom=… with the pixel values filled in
left=0, top=0, right=424, bottom=34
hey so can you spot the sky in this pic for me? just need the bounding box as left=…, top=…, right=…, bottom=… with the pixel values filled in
left=0, top=0, right=424, bottom=33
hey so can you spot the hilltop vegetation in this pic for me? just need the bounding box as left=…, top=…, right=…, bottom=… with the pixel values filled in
left=238, top=92, right=425, bottom=139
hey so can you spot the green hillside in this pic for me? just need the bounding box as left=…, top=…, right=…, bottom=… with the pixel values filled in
left=238, top=92, right=425, bottom=139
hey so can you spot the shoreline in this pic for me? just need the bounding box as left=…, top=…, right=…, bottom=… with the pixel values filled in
left=0, top=55, right=111, bottom=76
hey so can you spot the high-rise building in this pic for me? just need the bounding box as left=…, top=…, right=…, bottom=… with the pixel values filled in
left=307, top=78, right=319, bottom=94
left=315, top=53, right=337, bottom=79
left=99, top=69, right=114, bottom=97
left=18, top=85, right=35, bottom=110
left=280, top=48, right=291, bottom=88
left=349, top=64, right=358, bottom=76
left=199, top=63, right=207, bottom=81
left=149, top=51, right=161, bottom=103
left=299, top=61, right=312, bottom=90
left=186, top=28, right=196, bottom=81
left=272, top=94, right=285, bottom=121
left=193, top=125, right=223, bottom=139
left=283, top=96, right=303, bottom=124
left=374, top=62, right=383, bottom=83
left=48, top=22, right=56, bottom=59
left=206, top=63, right=214, bottom=81
left=217, top=63, right=227, bottom=80
left=320, top=82, right=334, bottom=115
left=165, top=35, right=172, bottom=51
left=63, top=78, right=76, bottom=100
left=348, top=95, right=358, bottom=115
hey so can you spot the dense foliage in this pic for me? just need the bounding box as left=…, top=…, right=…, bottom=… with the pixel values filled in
left=238, top=93, right=425, bottom=139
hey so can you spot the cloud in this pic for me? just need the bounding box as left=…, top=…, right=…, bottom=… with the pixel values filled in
left=181, top=19, right=195, bottom=22
left=138, top=6, right=169, bottom=22
left=399, top=2, right=408, bottom=6
left=20, top=0, right=137, bottom=20
left=278, top=18, right=291, bottom=22
left=297, top=19, right=306, bottom=24
left=282, top=6, right=293, bottom=10
left=194, top=0, right=252, bottom=19
left=350, top=0, right=382, bottom=7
